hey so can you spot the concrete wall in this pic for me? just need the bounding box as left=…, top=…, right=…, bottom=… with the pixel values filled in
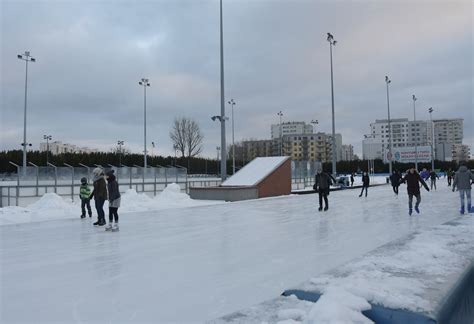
left=257, top=159, right=291, bottom=198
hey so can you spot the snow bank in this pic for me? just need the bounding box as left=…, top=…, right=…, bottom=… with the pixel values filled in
left=0, top=184, right=223, bottom=226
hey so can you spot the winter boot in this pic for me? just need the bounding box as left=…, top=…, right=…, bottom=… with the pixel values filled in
left=415, top=206, right=420, bottom=214
left=409, top=208, right=413, bottom=216
left=112, top=224, right=120, bottom=232
left=460, top=205, right=465, bottom=215
left=105, top=224, right=113, bottom=231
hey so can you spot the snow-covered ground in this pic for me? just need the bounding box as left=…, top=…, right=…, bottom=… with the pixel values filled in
left=0, top=183, right=223, bottom=226
left=0, top=183, right=468, bottom=322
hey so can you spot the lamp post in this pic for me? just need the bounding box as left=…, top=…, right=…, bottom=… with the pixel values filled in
left=412, top=94, right=418, bottom=170
left=216, top=146, right=221, bottom=175
left=385, top=76, right=393, bottom=174
left=218, top=0, right=227, bottom=181
left=43, top=135, right=52, bottom=166
left=327, top=33, right=337, bottom=177
left=139, top=78, right=150, bottom=168
left=228, top=99, right=236, bottom=174
left=117, top=140, right=124, bottom=166
left=18, top=51, right=36, bottom=174
left=277, top=111, right=283, bottom=156
left=428, top=107, right=435, bottom=170
left=151, top=141, right=155, bottom=158
left=173, top=144, right=178, bottom=166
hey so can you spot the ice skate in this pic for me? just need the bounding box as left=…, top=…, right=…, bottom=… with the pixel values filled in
left=93, top=221, right=100, bottom=226
left=460, top=206, right=465, bottom=215
left=468, top=204, right=473, bottom=213
left=324, top=206, right=328, bottom=211
left=105, top=224, right=113, bottom=231
left=112, top=224, right=119, bottom=232
left=318, top=207, right=322, bottom=212
left=80, top=215, right=85, bottom=219
left=409, top=208, right=412, bottom=216
left=415, top=206, right=420, bottom=214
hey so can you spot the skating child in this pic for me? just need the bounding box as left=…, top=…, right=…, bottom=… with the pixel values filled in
left=79, top=177, right=92, bottom=218
left=400, top=166, right=429, bottom=215
left=452, top=161, right=474, bottom=214
left=105, top=170, right=121, bottom=231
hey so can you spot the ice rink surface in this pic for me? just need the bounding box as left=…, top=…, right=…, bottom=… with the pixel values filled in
left=1, top=183, right=462, bottom=322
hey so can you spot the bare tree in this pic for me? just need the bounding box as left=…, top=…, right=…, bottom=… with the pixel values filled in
left=170, top=117, right=203, bottom=159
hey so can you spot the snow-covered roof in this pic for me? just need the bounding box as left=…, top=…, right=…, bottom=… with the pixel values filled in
left=221, top=156, right=290, bottom=187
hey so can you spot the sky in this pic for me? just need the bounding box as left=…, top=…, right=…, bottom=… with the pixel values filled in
left=1, top=0, right=472, bottom=158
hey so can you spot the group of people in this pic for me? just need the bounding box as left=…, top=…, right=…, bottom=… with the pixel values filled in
left=314, top=161, right=473, bottom=215
left=78, top=168, right=121, bottom=232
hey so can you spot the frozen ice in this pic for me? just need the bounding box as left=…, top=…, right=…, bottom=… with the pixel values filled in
left=0, top=182, right=466, bottom=322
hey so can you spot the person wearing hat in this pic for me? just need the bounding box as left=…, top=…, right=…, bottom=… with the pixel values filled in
left=313, top=168, right=334, bottom=211
left=105, top=170, right=121, bottom=232
left=79, top=177, right=92, bottom=218
left=89, top=167, right=108, bottom=226
left=453, top=161, right=474, bottom=214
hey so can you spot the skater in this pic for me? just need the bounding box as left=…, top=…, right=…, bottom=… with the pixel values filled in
left=90, top=168, right=107, bottom=226
left=105, top=170, right=121, bottom=231
left=429, top=169, right=440, bottom=190
left=79, top=177, right=92, bottom=218
left=400, top=166, right=430, bottom=215
left=390, top=170, right=401, bottom=195
left=452, top=161, right=474, bottom=214
left=359, top=172, right=369, bottom=197
left=314, top=168, right=333, bottom=211
left=350, top=173, right=354, bottom=187
left=420, top=168, right=429, bottom=181
left=447, top=169, right=453, bottom=187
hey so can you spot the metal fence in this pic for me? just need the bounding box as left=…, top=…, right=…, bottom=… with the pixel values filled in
left=0, top=163, right=218, bottom=207
left=1, top=160, right=325, bottom=207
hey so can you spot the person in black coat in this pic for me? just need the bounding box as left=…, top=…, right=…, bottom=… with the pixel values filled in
left=350, top=173, right=354, bottom=187
left=400, top=166, right=429, bottom=215
left=390, top=170, right=401, bottom=195
left=314, top=169, right=333, bottom=211
left=105, top=170, right=121, bottom=231
left=359, top=172, right=370, bottom=197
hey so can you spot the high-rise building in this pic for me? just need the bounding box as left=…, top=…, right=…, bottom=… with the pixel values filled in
left=341, top=144, right=354, bottom=161
left=40, top=141, right=98, bottom=155
left=271, top=122, right=313, bottom=140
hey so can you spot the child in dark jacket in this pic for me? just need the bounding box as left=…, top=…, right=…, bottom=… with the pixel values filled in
left=105, top=170, right=121, bottom=232
left=79, top=177, right=92, bottom=218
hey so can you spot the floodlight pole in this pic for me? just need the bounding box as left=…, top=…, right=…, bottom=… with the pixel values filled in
left=327, top=33, right=337, bottom=177
left=18, top=51, right=36, bottom=174
left=385, top=76, right=392, bottom=174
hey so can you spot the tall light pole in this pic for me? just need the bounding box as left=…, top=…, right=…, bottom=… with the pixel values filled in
left=117, top=140, right=124, bottom=166
left=139, top=78, right=150, bottom=168
left=228, top=99, right=236, bottom=174
left=216, top=146, right=221, bottom=175
left=327, top=33, right=337, bottom=177
left=218, top=0, right=227, bottom=181
left=385, top=76, right=393, bottom=174
left=173, top=144, right=178, bottom=166
left=412, top=94, right=418, bottom=170
left=43, top=135, right=52, bottom=166
left=18, top=51, right=36, bottom=174
left=428, top=107, right=435, bottom=170
left=277, top=111, right=283, bottom=155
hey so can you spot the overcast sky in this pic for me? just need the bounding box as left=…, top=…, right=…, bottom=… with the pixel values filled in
left=1, top=0, right=472, bottom=158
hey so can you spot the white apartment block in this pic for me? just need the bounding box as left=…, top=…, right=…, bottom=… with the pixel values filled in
left=363, top=118, right=465, bottom=161
left=40, top=141, right=98, bottom=155
left=271, top=122, right=313, bottom=139
left=341, top=144, right=354, bottom=161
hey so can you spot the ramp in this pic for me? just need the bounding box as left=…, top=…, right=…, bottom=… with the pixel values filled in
left=190, top=156, right=291, bottom=201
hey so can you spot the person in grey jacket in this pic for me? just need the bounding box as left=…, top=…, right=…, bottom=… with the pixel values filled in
left=105, top=170, right=121, bottom=231
left=453, top=161, right=474, bottom=214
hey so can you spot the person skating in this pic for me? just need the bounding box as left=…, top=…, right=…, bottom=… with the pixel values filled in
left=105, top=170, right=121, bottom=231
left=89, top=168, right=108, bottom=226
left=79, top=177, right=92, bottom=218
left=452, top=161, right=474, bottom=214
left=429, top=169, right=440, bottom=190
left=400, top=166, right=430, bottom=215
left=447, top=169, right=453, bottom=187
left=390, top=170, right=401, bottom=195
left=314, top=169, right=333, bottom=211
left=350, top=173, right=354, bottom=187
left=359, top=172, right=370, bottom=197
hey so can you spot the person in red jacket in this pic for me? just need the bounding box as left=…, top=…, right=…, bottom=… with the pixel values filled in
left=400, top=166, right=430, bottom=215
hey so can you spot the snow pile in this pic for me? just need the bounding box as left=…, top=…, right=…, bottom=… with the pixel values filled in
left=0, top=184, right=223, bottom=225
left=297, top=217, right=474, bottom=321
left=305, top=287, right=372, bottom=323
